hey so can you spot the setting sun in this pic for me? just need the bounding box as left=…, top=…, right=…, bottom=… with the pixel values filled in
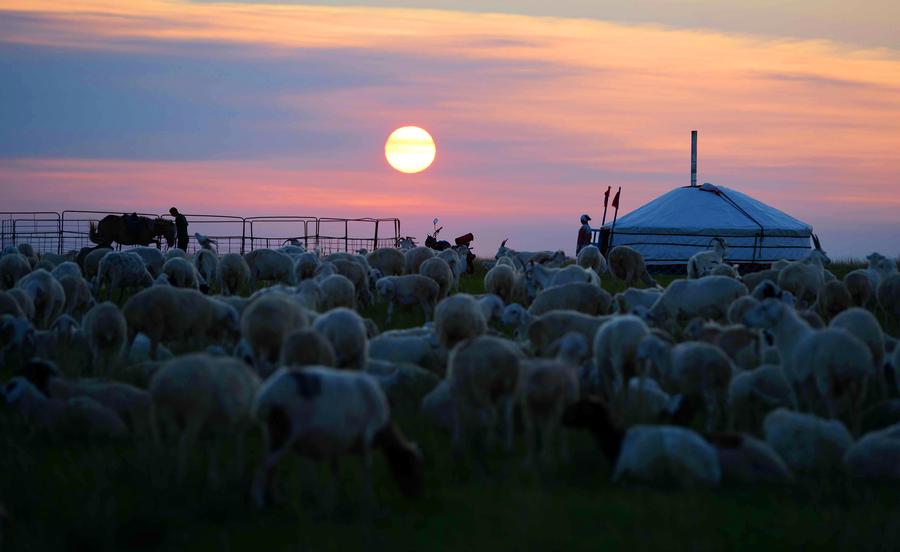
left=385, top=126, right=436, bottom=174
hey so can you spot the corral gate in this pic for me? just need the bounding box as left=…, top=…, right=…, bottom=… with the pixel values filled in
left=0, top=212, right=401, bottom=255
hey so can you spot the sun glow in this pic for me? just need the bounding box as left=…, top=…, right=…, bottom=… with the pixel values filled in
left=385, top=126, right=436, bottom=174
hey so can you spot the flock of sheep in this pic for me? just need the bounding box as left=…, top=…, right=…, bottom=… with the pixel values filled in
left=1, top=234, right=900, bottom=512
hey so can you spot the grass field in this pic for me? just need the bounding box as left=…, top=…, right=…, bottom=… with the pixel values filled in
left=2, top=260, right=899, bottom=551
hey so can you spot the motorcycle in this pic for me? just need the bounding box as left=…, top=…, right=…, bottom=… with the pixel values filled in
left=426, top=218, right=476, bottom=274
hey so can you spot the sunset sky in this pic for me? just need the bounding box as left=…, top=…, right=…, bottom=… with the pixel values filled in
left=2, top=0, right=899, bottom=257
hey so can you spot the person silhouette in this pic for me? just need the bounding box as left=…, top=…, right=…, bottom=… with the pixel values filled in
left=577, top=214, right=592, bottom=254
left=169, top=207, right=189, bottom=251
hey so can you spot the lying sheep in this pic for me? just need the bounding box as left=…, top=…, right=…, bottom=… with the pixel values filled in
left=251, top=367, right=423, bottom=507
left=163, top=257, right=199, bottom=290
left=313, top=308, right=368, bottom=370
left=16, top=269, right=66, bottom=329
left=763, top=408, right=853, bottom=474
left=82, top=302, right=128, bottom=375
left=419, top=257, right=454, bottom=300
left=150, top=353, right=260, bottom=482
left=244, top=248, right=294, bottom=288
left=0, top=253, right=32, bottom=290
left=280, top=328, right=336, bottom=368
left=96, top=251, right=153, bottom=301
left=404, top=246, right=435, bottom=275
left=647, top=276, right=747, bottom=328
left=217, top=253, right=251, bottom=296
left=608, top=246, right=657, bottom=288
left=687, top=237, right=728, bottom=279
left=367, top=248, right=406, bottom=277
left=576, top=245, right=607, bottom=275
left=376, top=275, right=439, bottom=325
left=529, top=283, right=611, bottom=317
left=240, top=292, right=309, bottom=374
left=434, top=294, right=487, bottom=350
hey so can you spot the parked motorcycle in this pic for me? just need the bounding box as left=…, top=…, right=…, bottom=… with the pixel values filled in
left=426, top=219, right=476, bottom=274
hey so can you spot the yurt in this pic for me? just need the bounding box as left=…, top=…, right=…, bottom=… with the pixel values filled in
left=599, top=182, right=813, bottom=270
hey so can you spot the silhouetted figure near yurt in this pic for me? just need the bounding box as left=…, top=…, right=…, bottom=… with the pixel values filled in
left=170, top=207, right=189, bottom=251
left=576, top=214, right=592, bottom=254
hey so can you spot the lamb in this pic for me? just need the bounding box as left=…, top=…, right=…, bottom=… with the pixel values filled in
left=366, top=248, right=406, bottom=277
left=129, top=246, right=167, bottom=277
left=527, top=310, right=609, bottom=357
left=647, top=276, right=747, bottom=328
left=434, top=294, right=487, bottom=350
left=312, top=307, right=368, bottom=370
left=687, top=237, right=728, bottom=279
left=404, top=246, right=435, bottom=275
left=447, top=335, right=523, bottom=453
left=81, top=247, right=112, bottom=280
left=95, top=251, right=153, bottom=301
left=251, top=367, right=424, bottom=507
left=607, top=246, right=657, bottom=288
left=815, top=279, right=852, bottom=321
left=162, top=257, right=199, bottom=289
left=217, top=253, right=251, bottom=296
left=576, top=244, right=607, bottom=275
left=415, top=258, right=451, bottom=302
left=150, top=353, right=260, bottom=482
left=376, top=275, right=439, bottom=325
left=280, top=328, right=336, bottom=368
left=763, top=408, right=853, bottom=473
left=123, top=286, right=241, bottom=359
left=728, top=364, right=796, bottom=433
left=0, top=253, right=31, bottom=290
left=591, top=315, right=650, bottom=399
left=843, top=423, right=900, bottom=480
left=58, top=274, right=94, bottom=320
left=318, top=274, right=356, bottom=311
left=529, top=283, right=611, bottom=316
left=15, top=269, right=66, bottom=329
left=82, top=302, right=128, bottom=375
left=613, top=288, right=663, bottom=315
left=293, top=251, right=320, bottom=282
left=501, top=303, right=531, bottom=340
left=244, top=248, right=295, bottom=288
left=240, top=292, right=309, bottom=374
left=484, top=264, right=521, bottom=305
left=193, top=248, right=218, bottom=288
left=48, top=377, right=156, bottom=439
left=1, top=377, right=127, bottom=438
left=332, top=258, right=372, bottom=308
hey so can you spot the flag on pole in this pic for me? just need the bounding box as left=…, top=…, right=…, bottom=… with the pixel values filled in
left=603, top=186, right=611, bottom=208
left=611, top=187, right=621, bottom=209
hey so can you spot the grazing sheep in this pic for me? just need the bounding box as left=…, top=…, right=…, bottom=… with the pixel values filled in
left=777, top=249, right=830, bottom=308
left=741, top=268, right=780, bottom=294
left=15, top=269, right=66, bottom=329
left=763, top=408, right=853, bottom=474
left=280, top=328, right=336, bottom=368
left=447, top=335, right=523, bottom=453
left=376, top=275, right=439, bottom=325
left=251, top=367, right=424, bottom=507
left=193, top=249, right=218, bottom=287
left=437, top=249, right=462, bottom=291
left=217, top=253, right=251, bottom=296
left=313, top=308, right=368, bottom=371
left=80, top=247, right=112, bottom=280
left=494, top=239, right=565, bottom=269
left=608, top=246, right=657, bottom=288
left=58, top=274, right=94, bottom=320
left=0, top=291, right=23, bottom=318
left=475, top=294, right=505, bottom=326
left=527, top=310, right=609, bottom=357
left=484, top=264, right=521, bottom=305
left=124, top=286, right=241, bottom=359
left=830, top=308, right=885, bottom=382
left=6, top=288, right=35, bottom=322
left=365, top=359, right=440, bottom=413
left=369, top=332, right=446, bottom=376
left=240, top=292, right=309, bottom=374
left=367, top=248, right=406, bottom=277
left=877, top=273, right=900, bottom=323
left=434, top=294, right=487, bottom=350
left=332, top=258, right=372, bottom=308
left=82, top=302, right=128, bottom=374
left=128, top=247, right=167, bottom=277
left=591, top=315, right=649, bottom=399
left=150, top=353, right=260, bottom=482
left=0, top=253, right=31, bottom=290
left=843, top=423, right=900, bottom=480
left=163, top=257, right=199, bottom=289
left=843, top=270, right=873, bottom=308
left=647, top=276, right=747, bottom=328
left=50, top=261, right=82, bottom=282
left=419, top=257, right=454, bottom=300
left=576, top=245, right=607, bottom=275
left=815, top=279, right=852, bottom=321
left=687, top=237, right=727, bottom=279
left=529, top=283, right=611, bottom=317
left=293, top=251, right=320, bottom=283
left=728, top=364, right=796, bottom=433
left=614, top=288, right=663, bottom=315
left=48, top=377, right=155, bottom=438
left=244, top=249, right=295, bottom=288
left=665, top=341, right=734, bottom=431
left=318, top=274, right=356, bottom=311
left=165, top=248, right=186, bottom=261
left=404, top=246, right=435, bottom=275
left=96, top=251, right=153, bottom=301
left=1, top=377, right=127, bottom=438
left=726, top=295, right=760, bottom=325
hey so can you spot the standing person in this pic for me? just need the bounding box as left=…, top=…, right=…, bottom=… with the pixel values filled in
left=169, top=207, right=189, bottom=251
left=576, top=214, right=592, bottom=254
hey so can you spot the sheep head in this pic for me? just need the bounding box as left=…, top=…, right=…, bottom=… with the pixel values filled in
left=743, top=298, right=785, bottom=330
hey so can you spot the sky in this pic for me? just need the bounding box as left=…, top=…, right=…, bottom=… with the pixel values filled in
left=1, top=0, right=899, bottom=258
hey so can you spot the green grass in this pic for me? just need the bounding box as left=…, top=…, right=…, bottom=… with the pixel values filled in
left=1, top=260, right=898, bottom=551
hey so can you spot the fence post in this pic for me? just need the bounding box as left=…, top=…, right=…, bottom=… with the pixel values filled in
left=240, top=218, right=246, bottom=255
left=374, top=220, right=379, bottom=251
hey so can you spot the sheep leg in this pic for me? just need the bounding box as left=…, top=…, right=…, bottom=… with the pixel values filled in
left=251, top=447, right=289, bottom=509
left=177, top=417, right=203, bottom=483
left=385, top=302, right=395, bottom=326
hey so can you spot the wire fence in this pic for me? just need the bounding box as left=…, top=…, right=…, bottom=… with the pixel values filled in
left=0, top=212, right=401, bottom=255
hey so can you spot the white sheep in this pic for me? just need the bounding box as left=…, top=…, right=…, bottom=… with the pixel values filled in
left=165, top=248, right=186, bottom=260
left=58, top=274, right=95, bottom=320
left=447, top=335, right=523, bottom=453
left=376, top=275, right=439, bottom=325
left=591, top=314, right=650, bottom=400
left=244, top=248, right=295, bottom=288
left=50, top=261, right=82, bottom=281
left=162, top=256, right=199, bottom=289
left=829, top=308, right=885, bottom=383
left=483, top=264, right=522, bottom=305
left=150, top=353, right=260, bottom=482
left=815, top=279, right=852, bottom=321
left=293, top=251, right=320, bottom=283
left=434, top=293, right=487, bottom=350
left=687, top=237, right=727, bottom=279
left=332, top=258, right=372, bottom=308
left=96, top=251, right=153, bottom=301
left=404, top=246, right=435, bottom=275
left=608, top=246, right=658, bottom=288
left=0, top=291, right=23, bottom=318
left=280, top=328, right=336, bottom=368
left=240, top=292, right=309, bottom=374
left=647, top=276, right=747, bottom=328
left=763, top=408, right=853, bottom=474
left=613, top=288, right=663, bottom=315
left=776, top=248, right=831, bottom=307
left=15, top=269, right=66, bottom=329
left=365, top=358, right=440, bottom=414
left=437, top=248, right=462, bottom=291
left=475, top=294, right=505, bottom=326
left=7, top=288, right=35, bottom=322
left=742, top=268, right=781, bottom=294
left=494, top=239, right=565, bottom=269
left=82, top=301, right=128, bottom=375
left=367, top=248, right=406, bottom=277
left=130, top=246, right=167, bottom=277
left=526, top=309, right=609, bottom=357
left=250, top=367, right=424, bottom=507
left=193, top=248, right=218, bottom=287
left=313, top=307, right=368, bottom=370
left=529, top=282, right=611, bottom=316
left=217, top=253, right=251, bottom=296
left=81, top=247, right=111, bottom=280
left=576, top=244, right=607, bottom=275
left=0, top=253, right=31, bottom=290
left=726, top=295, right=760, bottom=325
left=877, top=273, right=900, bottom=324
left=843, top=423, right=900, bottom=480
left=318, top=273, right=356, bottom=311
left=501, top=303, right=531, bottom=340
left=369, top=331, right=446, bottom=376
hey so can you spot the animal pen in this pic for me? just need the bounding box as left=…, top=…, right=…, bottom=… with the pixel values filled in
left=0, top=211, right=402, bottom=255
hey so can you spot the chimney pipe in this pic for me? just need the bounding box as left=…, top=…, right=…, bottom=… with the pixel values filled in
left=691, top=130, right=698, bottom=187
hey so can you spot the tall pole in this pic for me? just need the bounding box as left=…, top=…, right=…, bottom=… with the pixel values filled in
left=609, top=186, right=622, bottom=245
left=691, top=130, right=698, bottom=187
left=600, top=185, right=611, bottom=227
